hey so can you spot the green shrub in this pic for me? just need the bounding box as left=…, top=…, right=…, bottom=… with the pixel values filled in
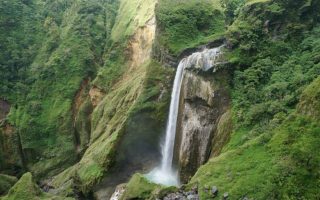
left=156, top=0, right=225, bottom=55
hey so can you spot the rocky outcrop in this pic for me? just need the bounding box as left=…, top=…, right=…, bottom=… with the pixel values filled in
left=0, top=100, right=10, bottom=122
left=89, top=86, right=105, bottom=108
left=175, top=69, right=231, bottom=182
left=1, top=172, right=73, bottom=200
left=0, top=123, right=24, bottom=175
left=126, top=16, right=156, bottom=68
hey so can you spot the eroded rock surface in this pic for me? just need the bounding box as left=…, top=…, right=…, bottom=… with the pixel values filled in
left=175, top=70, right=231, bottom=182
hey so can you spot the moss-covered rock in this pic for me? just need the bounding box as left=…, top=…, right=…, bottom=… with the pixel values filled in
left=121, top=173, right=162, bottom=200
left=52, top=60, right=174, bottom=197
left=1, top=172, right=73, bottom=200
left=0, top=174, right=18, bottom=196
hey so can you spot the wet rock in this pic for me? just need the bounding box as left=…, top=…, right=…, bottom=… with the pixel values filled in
left=176, top=70, right=231, bottom=182
left=163, top=187, right=200, bottom=200
left=211, top=186, right=218, bottom=196
left=187, top=194, right=199, bottom=200
left=163, top=192, right=184, bottom=200
left=192, top=185, right=198, bottom=194
left=110, top=184, right=126, bottom=200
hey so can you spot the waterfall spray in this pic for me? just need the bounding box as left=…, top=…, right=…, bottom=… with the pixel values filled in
left=146, top=46, right=224, bottom=186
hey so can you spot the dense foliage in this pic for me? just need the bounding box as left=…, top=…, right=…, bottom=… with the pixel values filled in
left=0, top=0, right=119, bottom=178
left=0, top=0, right=44, bottom=99
left=156, top=0, right=225, bottom=55
left=190, top=0, right=320, bottom=199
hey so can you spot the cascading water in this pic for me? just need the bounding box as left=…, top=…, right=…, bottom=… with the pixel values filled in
left=146, top=45, right=224, bottom=186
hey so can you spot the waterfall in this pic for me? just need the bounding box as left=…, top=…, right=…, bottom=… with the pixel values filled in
left=146, top=45, right=224, bottom=186
left=161, top=59, right=186, bottom=171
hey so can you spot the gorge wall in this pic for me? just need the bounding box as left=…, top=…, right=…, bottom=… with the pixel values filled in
left=175, top=69, right=231, bottom=182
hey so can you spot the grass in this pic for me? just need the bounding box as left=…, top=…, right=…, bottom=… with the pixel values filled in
left=111, top=0, right=156, bottom=42
left=190, top=134, right=277, bottom=199
left=156, top=0, right=225, bottom=55
left=190, top=110, right=320, bottom=199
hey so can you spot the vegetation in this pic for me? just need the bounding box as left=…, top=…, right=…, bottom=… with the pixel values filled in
left=156, top=0, right=225, bottom=55
left=121, top=174, right=162, bottom=200
left=0, top=0, right=319, bottom=199
left=1, top=0, right=119, bottom=178
left=111, top=0, right=156, bottom=42
left=114, top=1, right=320, bottom=199
left=188, top=0, right=320, bottom=199
left=0, top=175, right=17, bottom=196
left=1, top=173, right=73, bottom=200
left=50, top=60, right=173, bottom=195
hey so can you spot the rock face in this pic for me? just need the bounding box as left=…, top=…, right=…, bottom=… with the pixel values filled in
left=175, top=69, right=231, bottom=182
left=127, top=16, right=156, bottom=68
left=0, top=100, right=10, bottom=121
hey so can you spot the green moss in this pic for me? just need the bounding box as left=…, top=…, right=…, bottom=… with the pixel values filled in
left=268, top=114, right=320, bottom=199
left=245, top=0, right=271, bottom=6
left=191, top=136, right=277, bottom=199
left=121, top=173, right=162, bottom=200
left=111, top=0, right=156, bottom=42
left=51, top=59, right=149, bottom=194
left=92, top=44, right=127, bottom=92
left=298, top=77, right=320, bottom=119
left=191, top=111, right=319, bottom=199
left=51, top=59, right=174, bottom=195
left=130, top=60, right=174, bottom=119
left=0, top=175, right=18, bottom=196
left=156, top=0, right=225, bottom=55
left=1, top=172, right=74, bottom=200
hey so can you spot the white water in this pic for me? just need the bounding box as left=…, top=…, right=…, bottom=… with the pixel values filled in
left=146, top=46, right=224, bottom=186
